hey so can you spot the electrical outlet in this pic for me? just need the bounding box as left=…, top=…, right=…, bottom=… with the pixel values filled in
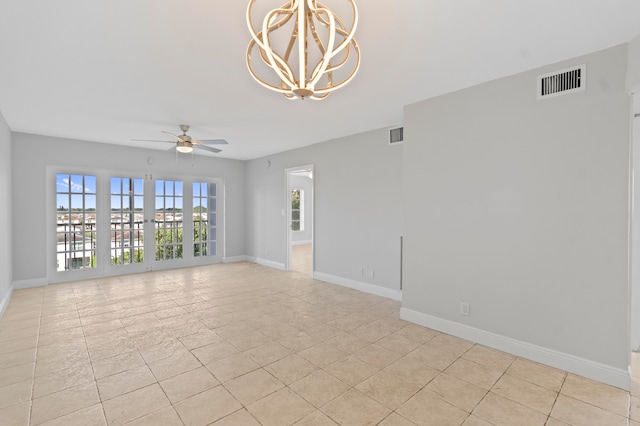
left=368, top=269, right=375, bottom=279
left=460, top=302, right=470, bottom=316
left=360, top=268, right=364, bottom=277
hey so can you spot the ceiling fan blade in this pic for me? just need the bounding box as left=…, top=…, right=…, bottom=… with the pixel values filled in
left=131, top=138, right=173, bottom=143
left=194, top=145, right=222, bottom=154
left=194, top=139, right=228, bottom=145
left=161, top=131, right=186, bottom=142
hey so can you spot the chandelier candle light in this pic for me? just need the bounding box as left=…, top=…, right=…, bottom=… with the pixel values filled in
left=246, top=0, right=360, bottom=100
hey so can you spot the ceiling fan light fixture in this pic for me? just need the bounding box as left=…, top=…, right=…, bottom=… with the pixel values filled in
left=246, top=0, right=360, bottom=100
left=176, top=141, right=193, bottom=153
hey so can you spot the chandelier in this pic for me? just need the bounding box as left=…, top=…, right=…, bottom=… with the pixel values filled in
left=246, top=0, right=360, bottom=100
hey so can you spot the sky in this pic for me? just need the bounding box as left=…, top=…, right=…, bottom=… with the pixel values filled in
left=56, top=174, right=215, bottom=211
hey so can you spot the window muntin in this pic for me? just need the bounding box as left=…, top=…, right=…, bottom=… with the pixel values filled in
left=193, top=181, right=217, bottom=257
left=110, top=177, right=144, bottom=265
left=56, top=174, right=97, bottom=271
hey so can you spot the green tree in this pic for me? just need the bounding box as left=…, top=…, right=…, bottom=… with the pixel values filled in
left=111, top=249, right=144, bottom=265
left=155, top=228, right=183, bottom=260
left=193, top=217, right=208, bottom=257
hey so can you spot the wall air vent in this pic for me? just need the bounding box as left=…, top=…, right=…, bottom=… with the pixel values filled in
left=389, top=127, right=404, bottom=144
left=537, top=64, right=586, bottom=99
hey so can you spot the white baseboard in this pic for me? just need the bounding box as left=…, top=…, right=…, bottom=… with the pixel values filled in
left=0, top=284, right=15, bottom=319
left=14, top=278, right=48, bottom=290
left=253, top=257, right=286, bottom=271
left=313, top=272, right=402, bottom=302
left=223, top=255, right=251, bottom=264
left=292, top=240, right=312, bottom=246
left=400, top=307, right=631, bottom=390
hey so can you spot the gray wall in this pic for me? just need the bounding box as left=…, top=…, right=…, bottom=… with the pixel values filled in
left=632, top=95, right=640, bottom=351
left=11, top=133, right=245, bottom=283
left=245, top=128, right=403, bottom=291
left=403, top=44, right=631, bottom=370
left=0, top=110, right=12, bottom=310
left=290, top=174, right=313, bottom=243
left=630, top=31, right=640, bottom=349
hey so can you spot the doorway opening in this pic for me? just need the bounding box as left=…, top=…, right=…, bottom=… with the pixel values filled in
left=285, top=165, right=314, bottom=275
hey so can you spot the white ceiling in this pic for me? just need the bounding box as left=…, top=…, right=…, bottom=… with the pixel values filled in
left=1, top=1, right=639, bottom=160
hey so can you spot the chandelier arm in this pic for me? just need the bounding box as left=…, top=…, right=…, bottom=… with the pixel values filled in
left=261, top=8, right=299, bottom=88
left=283, top=24, right=298, bottom=68
left=248, top=3, right=299, bottom=85
left=251, top=35, right=297, bottom=85
left=310, top=92, right=330, bottom=100
left=312, top=1, right=358, bottom=59
left=298, top=1, right=307, bottom=91
left=306, top=0, right=336, bottom=90
left=305, top=10, right=351, bottom=85
left=308, top=24, right=354, bottom=82
left=307, top=12, right=327, bottom=56
left=320, top=33, right=351, bottom=72
left=269, top=1, right=298, bottom=30
left=311, top=38, right=360, bottom=94
left=255, top=30, right=297, bottom=84
left=261, top=5, right=301, bottom=84
left=247, top=41, right=299, bottom=94
left=306, top=15, right=355, bottom=82
left=249, top=2, right=300, bottom=84
left=247, top=0, right=296, bottom=47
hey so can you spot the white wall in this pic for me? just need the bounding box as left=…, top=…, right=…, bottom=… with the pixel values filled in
left=403, top=45, right=631, bottom=387
left=0, top=110, right=12, bottom=316
left=630, top=38, right=640, bottom=348
left=627, top=32, right=640, bottom=91
left=632, top=94, right=640, bottom=351
left=245, top=128, right=403, bottom=295
left=290, top=174, right=313, bottom=243
left=11, top=133, right=245, bottom=284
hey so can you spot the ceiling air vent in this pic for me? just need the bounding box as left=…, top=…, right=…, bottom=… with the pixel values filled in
left=537, top=64, right=586, bottom=99
left=389, top=127, right=404, bottom=145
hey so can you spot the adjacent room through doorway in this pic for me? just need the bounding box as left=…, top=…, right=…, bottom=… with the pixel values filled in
left=286, top=166, right=314, bottom=276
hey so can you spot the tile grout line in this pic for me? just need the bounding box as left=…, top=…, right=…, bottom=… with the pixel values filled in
left=545, top=372, right=568, bottom=425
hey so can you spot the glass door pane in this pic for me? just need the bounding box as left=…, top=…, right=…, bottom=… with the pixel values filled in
left=154, top=180, right=184, bottom=261
left=193, top=181, right=217, bottom=257
left=56, top=174, right=97, bottom=271
left=110, top=177, right=145, bottom=266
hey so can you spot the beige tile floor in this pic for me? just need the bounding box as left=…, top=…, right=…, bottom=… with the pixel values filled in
left=291, top=244, right=312, bottom=275
left=0, top=260, right=639, bottom=425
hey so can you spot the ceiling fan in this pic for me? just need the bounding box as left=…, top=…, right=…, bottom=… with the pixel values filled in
left=133, top=124, right=228, bottom=154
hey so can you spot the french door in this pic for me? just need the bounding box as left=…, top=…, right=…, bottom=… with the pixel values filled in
left=110, top=176, right=222, bottom=273
left=51, top=169, right=223, bottom=282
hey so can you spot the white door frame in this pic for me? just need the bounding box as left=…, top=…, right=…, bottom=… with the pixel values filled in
left=284, top=164, right=314, bottom=272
